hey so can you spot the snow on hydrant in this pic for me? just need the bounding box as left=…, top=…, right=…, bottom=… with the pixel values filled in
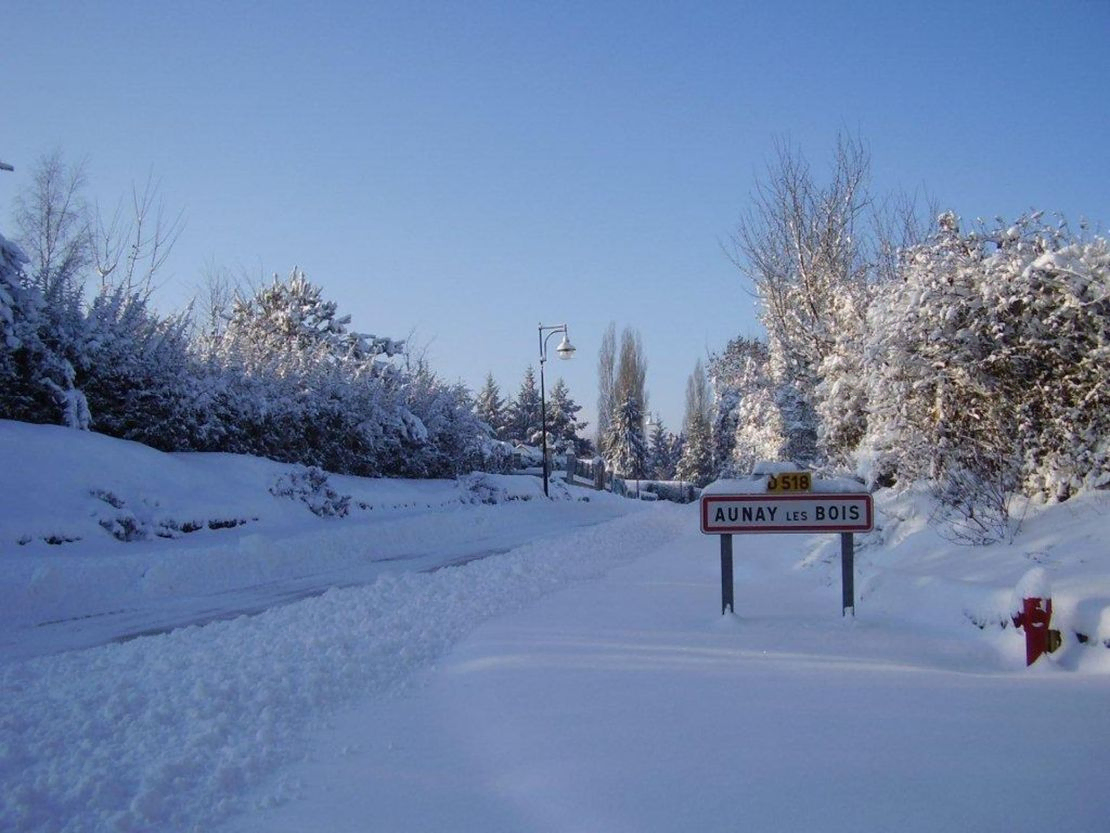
left=1010, top=568, right=1061, bottom=666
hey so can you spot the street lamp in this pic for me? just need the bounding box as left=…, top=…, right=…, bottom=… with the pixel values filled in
left=538, top=323, right=575, bottom=497
left=640, top=413, right=659, bottom=498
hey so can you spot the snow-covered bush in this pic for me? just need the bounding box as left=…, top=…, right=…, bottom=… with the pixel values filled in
left=457, top=472, right=570, bottom=504
left=80, top=285, right=203, bottom=449
left=861, top=213, right=1109, bottom=539
left=269, top=466, right=351, bottom=518
left=205, top=269, right=424, bottom=476
left=395, top=362, right=489, bottom=479
left=0, top=229, right=90, bottom=428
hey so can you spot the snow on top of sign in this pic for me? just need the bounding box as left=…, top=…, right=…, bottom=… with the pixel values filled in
left=701, top=461, right=868, bottom=496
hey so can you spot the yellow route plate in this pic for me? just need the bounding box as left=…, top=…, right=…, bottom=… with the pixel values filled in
left=766, top=472, right=812, bottom=493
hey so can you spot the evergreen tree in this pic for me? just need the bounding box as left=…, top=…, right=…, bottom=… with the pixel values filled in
left=732, top=384, right=785, bottom=474
left=647, top=415, right=678, bottom=480
left=473, top=372, right=507, bottom=440
left=546, top=377, right=588, bottom=455
left=602, top=326, right=649, bottom=471
left=606, top=394, right=648, bottom=479
left=506, top=365, right=542, bottom=445
left=0, top=231, right=43, bottom=422
left=398, top=360, right=487, bottom=478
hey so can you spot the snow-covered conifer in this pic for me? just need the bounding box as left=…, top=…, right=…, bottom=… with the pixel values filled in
left=474, top=372, right=508, bottom=440
left=546, top=378, right=588, bottom=455
left=505, top=366, right=542, bottom=446
left=606, top=394, right=648, bottom=479
left=647, top=416, right=678, bottom=480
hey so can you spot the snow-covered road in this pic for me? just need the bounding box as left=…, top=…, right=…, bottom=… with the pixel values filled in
left=0, top=498, right=664, bottom=833
left=1, top=499, right=628, bottom=663
left=217, top=503, right=1110, bottom=833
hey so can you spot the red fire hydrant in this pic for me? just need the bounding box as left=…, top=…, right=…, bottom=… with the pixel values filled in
left=1012, top=597, right=1053, bottom=667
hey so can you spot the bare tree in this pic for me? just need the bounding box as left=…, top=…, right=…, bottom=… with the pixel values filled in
left=15, top=152, right=184, bottom=304
left=728, top=133, right=934, bottom=465
left=92, top=170, right=184, bottom=296
left=13, top=150, right=92, bottom=306
left=729, top=133, right=872, bottom=387
left=870, top=187, right=937, bottom=284
left=192, top=260, right=240, bottom=346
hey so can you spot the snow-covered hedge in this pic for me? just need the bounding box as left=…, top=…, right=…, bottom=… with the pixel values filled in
left=0, top=257, right=497, bottom=480
left=859, top=214, right=1109, bottom=539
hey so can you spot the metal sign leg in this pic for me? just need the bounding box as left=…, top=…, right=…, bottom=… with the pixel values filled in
left=841, top=532, right=854, bottom=616
left=721, top=534, right=734, bottom=615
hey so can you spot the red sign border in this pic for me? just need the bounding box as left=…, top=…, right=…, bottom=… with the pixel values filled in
left=700, top=492, right=873, bottom=534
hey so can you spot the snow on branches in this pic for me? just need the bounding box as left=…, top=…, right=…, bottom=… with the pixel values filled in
left=860, top=213, right=1109, bottom=540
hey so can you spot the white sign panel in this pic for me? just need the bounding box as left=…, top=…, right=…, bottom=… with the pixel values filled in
left=700, top=493, right=873, bottom=534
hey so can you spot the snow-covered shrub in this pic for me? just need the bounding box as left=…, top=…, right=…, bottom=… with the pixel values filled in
left=202, top=268, right=488, bottom=479
left=80, top=284, right=203, bottom=449
left=457, top=472, right=567, bottom=504
left=861, top=213, right=1109, bottom=539
left=814, top=289, right=871, bottom=466
left=0, top=230, right=86, bottom=427
left=641, top=480, right=699, bottom=503
left=89, top=489, right=209, bottom=542
left=395, top=362, right=489, bottom=479
left=709, top=338, right=772, bottom=476
left=269, top=466, right=351, bottom=517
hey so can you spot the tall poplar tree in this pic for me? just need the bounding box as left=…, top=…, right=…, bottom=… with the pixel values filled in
left=676, top=360, right=714, bottom=486
left=595, top=322, right=616, bottom=454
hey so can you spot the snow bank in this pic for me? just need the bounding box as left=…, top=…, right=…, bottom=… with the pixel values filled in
left=852, top=485, right=1110, bottom=665
left=0, top=421, right=572, bottom=553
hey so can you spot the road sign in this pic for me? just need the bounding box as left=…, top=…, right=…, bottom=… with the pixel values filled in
left=701, top=493, right=873, bottom=534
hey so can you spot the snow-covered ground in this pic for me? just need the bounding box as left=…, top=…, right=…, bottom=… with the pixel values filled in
left=1, top=421, right=1108, bottom=832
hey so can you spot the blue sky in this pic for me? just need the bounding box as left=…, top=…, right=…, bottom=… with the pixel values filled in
left=3, top=1, right=1108, bottom=436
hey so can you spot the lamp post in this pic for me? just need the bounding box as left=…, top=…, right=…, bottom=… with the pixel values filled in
left=640, top=413, right=658, bottom=498
left=538, top=323, right=575, bottom=497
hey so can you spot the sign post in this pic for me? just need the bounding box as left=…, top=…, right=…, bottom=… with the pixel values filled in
left=700, top=471, right=873, bottom=616
left=841, top=532, right=854, bottom=615
left=720, top=534, right=734, bottom=615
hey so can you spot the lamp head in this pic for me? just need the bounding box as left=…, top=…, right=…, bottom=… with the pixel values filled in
left=555, top=334, right=575, bottom=359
